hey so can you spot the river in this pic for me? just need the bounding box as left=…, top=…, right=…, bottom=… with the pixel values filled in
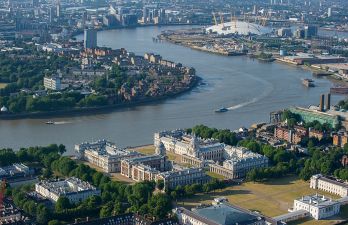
left=0, top=25, right=344, bottom=153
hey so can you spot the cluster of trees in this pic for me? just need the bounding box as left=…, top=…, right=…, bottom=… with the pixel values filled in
left=239, top=138, right=348, bottom=182
left=2, top=145, right=172, bottom=224
left=0, top=92, right=109, bottom=113
left=281, top=110, right=302, bottom=127
left=338, top=99, right=348, bottom=110
left=187, top=125, right=239, bottom=146
left=0, top=50, right=77, bottom=97
left=238, top=140, right=299, bottom=182
left=299, top=147, right=348, bottom=181
left=93, top=65, right=147, bottom=95
left=168, top=179, right=227, bottom=201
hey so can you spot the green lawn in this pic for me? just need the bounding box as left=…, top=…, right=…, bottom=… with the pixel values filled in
left=177, top=176, right=345, bottom=222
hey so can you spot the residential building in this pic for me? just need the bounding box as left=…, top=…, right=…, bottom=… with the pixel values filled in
left=0, top=200, right=22, bottom=224
left=0, top=163, right=32, bottom=180
left=293, top=194, right=340, bottom=220
left=44, top=76, right=62, bottom=90
left=84, top=28, right=97, bottom=49
left=175, top=201, right=266, bottom=225
left=274, top=126, right=304, bottom=144
left=69, top=213, right=178, bottom=225
left=155, top=167, right=210, bottom=190
left=310, top=174, right=348, bottom=197
left=333, top=132, right=348, bottom=148
left=75, top=140, right=141, bottom=173
left=35, top=177, right=101, bottom=203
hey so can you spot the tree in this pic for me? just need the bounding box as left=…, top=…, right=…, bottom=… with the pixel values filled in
left=36, top=204, right=50, bottom=224
left=156, top=179, right=165, bottom=191
left=55, top=197, right=71, bottom=212
left=58, top=144, right=66, bottom=155
left=48, top=220, right=63, bottom=225
left=148, top=193, right=172, bottom=219
left=100, top=202, right=113, bottom=218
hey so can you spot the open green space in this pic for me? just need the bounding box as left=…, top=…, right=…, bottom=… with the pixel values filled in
left=177, top=176, right=346, bottom=223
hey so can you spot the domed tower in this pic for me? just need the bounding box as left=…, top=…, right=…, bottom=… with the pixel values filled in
left=189, top=134, right=200, bottom=157
left=155, top=141, right=166, bottom=156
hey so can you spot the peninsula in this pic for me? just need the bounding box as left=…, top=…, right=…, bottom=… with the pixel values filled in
left=0, top=45, right=198, bottom=118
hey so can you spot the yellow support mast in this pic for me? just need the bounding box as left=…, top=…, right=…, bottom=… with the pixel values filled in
left=212, top=12, right=218, bottom=26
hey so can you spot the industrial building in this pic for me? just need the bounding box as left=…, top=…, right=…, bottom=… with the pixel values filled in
left=35, top=177, right=100, bottom=203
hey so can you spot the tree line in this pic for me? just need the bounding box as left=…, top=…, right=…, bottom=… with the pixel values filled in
left=2, top=145, right=171, bottom=224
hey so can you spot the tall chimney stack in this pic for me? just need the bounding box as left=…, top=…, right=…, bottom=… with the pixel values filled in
left=326, top=93, right=331, bottom=111
left=319, top=94, right=325, bottom=112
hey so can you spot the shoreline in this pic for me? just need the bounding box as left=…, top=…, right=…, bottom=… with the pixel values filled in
left=160, top=33, right=348, bottom=87
left=0, top=77, right=201, bottom=120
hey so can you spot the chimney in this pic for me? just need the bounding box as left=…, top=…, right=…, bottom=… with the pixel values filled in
left=326, top=93, right=331, bottom=111
left=319, top=94, right=325, bottom=112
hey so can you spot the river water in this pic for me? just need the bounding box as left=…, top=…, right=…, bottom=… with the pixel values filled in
left=0, top=26, right=344, bottom=153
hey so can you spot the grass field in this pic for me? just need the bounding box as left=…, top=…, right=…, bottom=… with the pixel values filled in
left=0, top=83, right=8, bottom=89
left=128, top=146, right=348, bottom=224
left=131, top=145, right=182, bottom=163
left=177, top=176, right=347, bottom=224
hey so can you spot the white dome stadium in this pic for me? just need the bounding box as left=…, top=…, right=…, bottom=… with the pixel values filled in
left=206, top=21, right=272, bottom=36
left=1, top=106, right=8, bottom=112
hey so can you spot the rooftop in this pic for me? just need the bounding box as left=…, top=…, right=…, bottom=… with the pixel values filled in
left=192, top=203, right=263, bottom=225
left=296, top=194, right=338, bottom=208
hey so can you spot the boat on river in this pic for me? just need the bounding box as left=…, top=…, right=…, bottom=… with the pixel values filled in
left=215, top=107, right=228, bottom=113
left=45, top=121, right=55, bottom=125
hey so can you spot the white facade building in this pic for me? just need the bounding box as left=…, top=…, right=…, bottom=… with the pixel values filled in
left=154, top=130, right=225, bottom=161
left=293, top=194, right=340, bottom=220
left=75, top=139, right=141, bottom=173
left=155, top=130, right=268, bottom=179
left=44, top=76, right=62, bottom=90
left=156, top=167, right=210, bottom=190
left=35, top=177, right=100, bottom=203
left=310, top=174, right=348, bottom=197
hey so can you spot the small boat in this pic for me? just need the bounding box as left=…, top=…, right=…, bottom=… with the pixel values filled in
left=302, top=78, right=315, bottom=87
left=45, top=121, right=55, bottom=125
left=215, top=107, right=228, bottom=113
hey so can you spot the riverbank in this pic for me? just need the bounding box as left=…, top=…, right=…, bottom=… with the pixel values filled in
left=0, top=76, right=201, bottom=120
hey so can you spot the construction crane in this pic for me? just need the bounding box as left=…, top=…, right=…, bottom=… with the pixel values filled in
left=212, top=12, right=218, bottom=26
left=219, top=12, right=225, bottom=28
left=233, top=12, right=237, bottom=29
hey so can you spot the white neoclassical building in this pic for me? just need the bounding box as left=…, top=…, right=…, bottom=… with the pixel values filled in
left=310, top=174, right=348, bottom=197
left=293, top=194, right=340, bottom=220
left=75, top=139, right=141, bottom=173
left=35, top=177, right=100, bottom=203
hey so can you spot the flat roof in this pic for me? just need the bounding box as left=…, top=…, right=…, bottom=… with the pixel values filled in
left=193, top=203, right=262, bottom=225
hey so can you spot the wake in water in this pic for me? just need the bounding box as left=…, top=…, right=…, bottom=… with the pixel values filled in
left=52, top=121, right=72, bottom=125
left=227, top=97, right=259, bottom=110
left=224, top=70, right=274, bottom=111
